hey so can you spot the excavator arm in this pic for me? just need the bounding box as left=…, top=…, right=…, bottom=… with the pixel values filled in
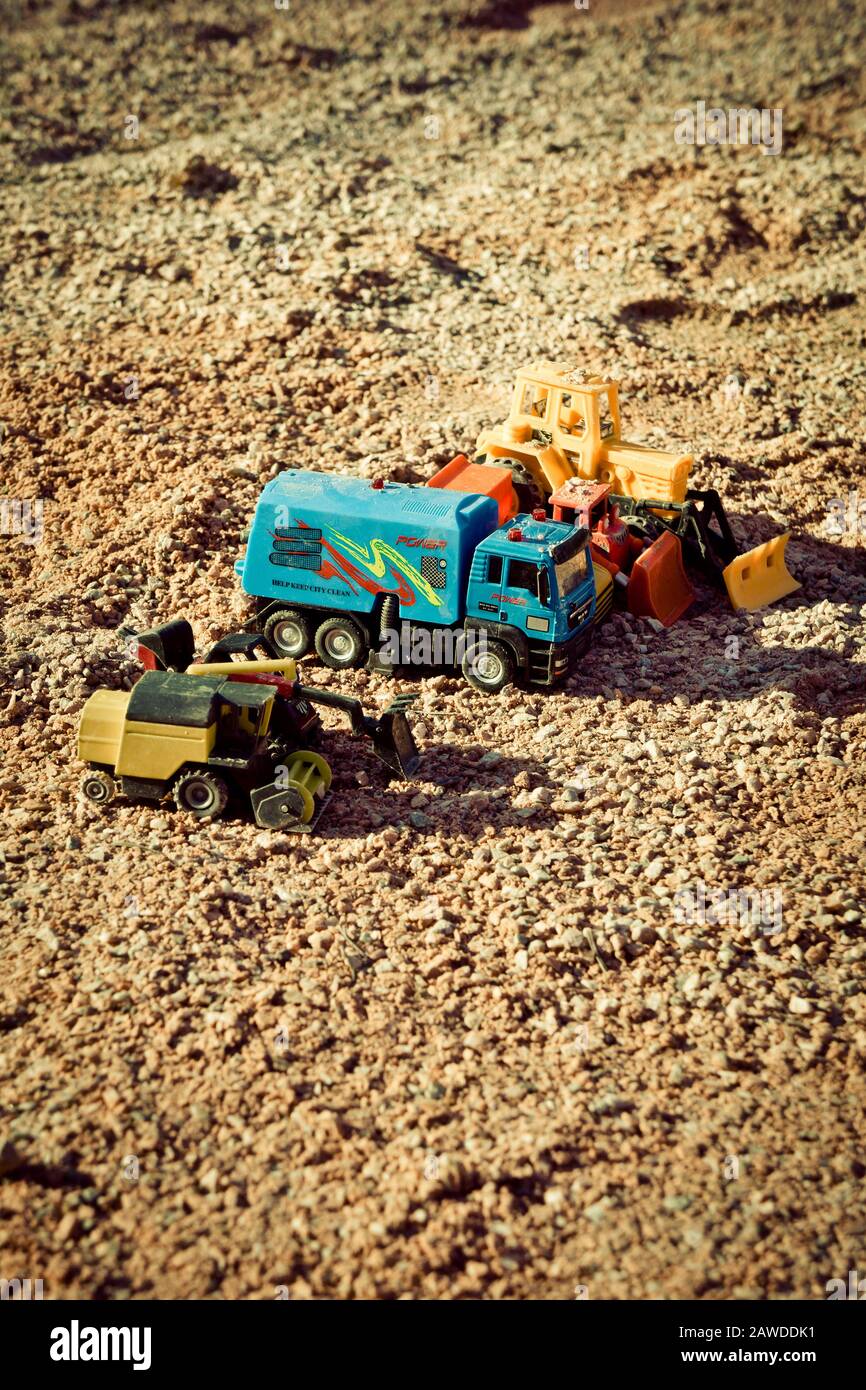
left=295, top=686, right=420, bottom=779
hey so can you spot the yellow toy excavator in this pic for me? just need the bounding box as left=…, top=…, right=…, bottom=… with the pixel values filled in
left=475, top=364, right=800, bottom=614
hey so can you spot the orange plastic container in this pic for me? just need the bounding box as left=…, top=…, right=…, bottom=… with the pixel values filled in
left=427, top=454, right=516, bottom=526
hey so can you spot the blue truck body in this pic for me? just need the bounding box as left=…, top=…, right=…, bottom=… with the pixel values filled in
left=235, top=470, right=599, bottom=689
left=238, top=470, right=499, bottom=628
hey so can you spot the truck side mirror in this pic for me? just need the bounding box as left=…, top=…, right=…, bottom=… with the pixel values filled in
left=537, top=568, right=550, bottom=605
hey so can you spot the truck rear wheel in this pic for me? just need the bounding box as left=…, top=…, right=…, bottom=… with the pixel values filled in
left=314, top=616, right=367, bottom=670
left=462, top=638, right=515, bottom=694
left=264, top=608, right=312, bottom=659
left=173, top=769, right=229, bottom=821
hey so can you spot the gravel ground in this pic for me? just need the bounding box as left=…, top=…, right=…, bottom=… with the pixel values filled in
left=0, top=0, right=864, bottom=1300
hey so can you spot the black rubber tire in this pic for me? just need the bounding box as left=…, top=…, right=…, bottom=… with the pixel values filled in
left=462, top=638, right=516, bottom=695
left=314, top=615, right=368, bottom=670
left=173, top=769, right=229, bottom=821
left=81, top=769, right=116, bottom=805
left=263, top=608, right=312, bottom=659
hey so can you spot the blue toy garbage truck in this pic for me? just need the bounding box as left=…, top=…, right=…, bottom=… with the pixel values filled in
left=235, top=468, right=608, bottom=693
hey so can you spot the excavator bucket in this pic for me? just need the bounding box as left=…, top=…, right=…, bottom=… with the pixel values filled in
left=293, top=685, right=420, bottom=779
left=371, top=696, right=420, bottom=779
left=723, top=533, right=800, bottom=612
left=627, top=531, right=694, bottom=628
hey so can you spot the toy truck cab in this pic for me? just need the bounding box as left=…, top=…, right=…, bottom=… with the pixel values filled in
left=463, top=513, right=595, bottom=691
left=477, top=366, right=623, bottom=501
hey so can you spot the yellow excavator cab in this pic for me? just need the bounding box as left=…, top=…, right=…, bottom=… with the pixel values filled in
left=478, top=363, right=691, bottom=504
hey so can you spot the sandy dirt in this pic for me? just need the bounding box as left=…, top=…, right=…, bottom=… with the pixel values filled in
left=0, top=0, right=864, bottom=1300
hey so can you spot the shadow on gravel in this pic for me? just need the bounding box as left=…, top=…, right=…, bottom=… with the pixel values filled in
left=4, top=1159, right=95, bottom=1191
left=460, top=0, right=541, bottom=31
left=726, top=514, right=865, bottom=582
left=360, top=634, right=864, bottom=719
left=578, top=519, right=866, bottom=715
left=578, top=633, right=865, bottom=718
left=327, top=748, right=561, bottom=839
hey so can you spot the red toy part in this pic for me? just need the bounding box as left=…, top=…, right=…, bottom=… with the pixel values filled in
left=592, top=508, right=634, bottom=570
left=551, top=477, right=693, bottom=627
left=549, top=478, right=612, bottom=527
left=589, top=543, right=620, bottom=579
left=626, top=530, right=694, bottom=627
left=218, top=669, right=298, bottom=701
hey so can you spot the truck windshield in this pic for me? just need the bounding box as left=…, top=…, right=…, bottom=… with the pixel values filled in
left=556, top=546, right=589, bottom=596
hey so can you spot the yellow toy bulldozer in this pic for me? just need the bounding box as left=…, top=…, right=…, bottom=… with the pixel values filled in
left=476, top=363, right=800, bottom=614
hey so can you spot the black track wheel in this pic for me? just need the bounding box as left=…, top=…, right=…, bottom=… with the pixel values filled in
left=263, top=608, right=312, bottom=659
left=81, top=769, right=116, bottom=805
left=483, top=454, right=544, bottom=515
left=173, top=769, right=229, bottom=821
left=314, top=615, right=368, bottom=670
left=461, top=638, right=516, bottom=695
